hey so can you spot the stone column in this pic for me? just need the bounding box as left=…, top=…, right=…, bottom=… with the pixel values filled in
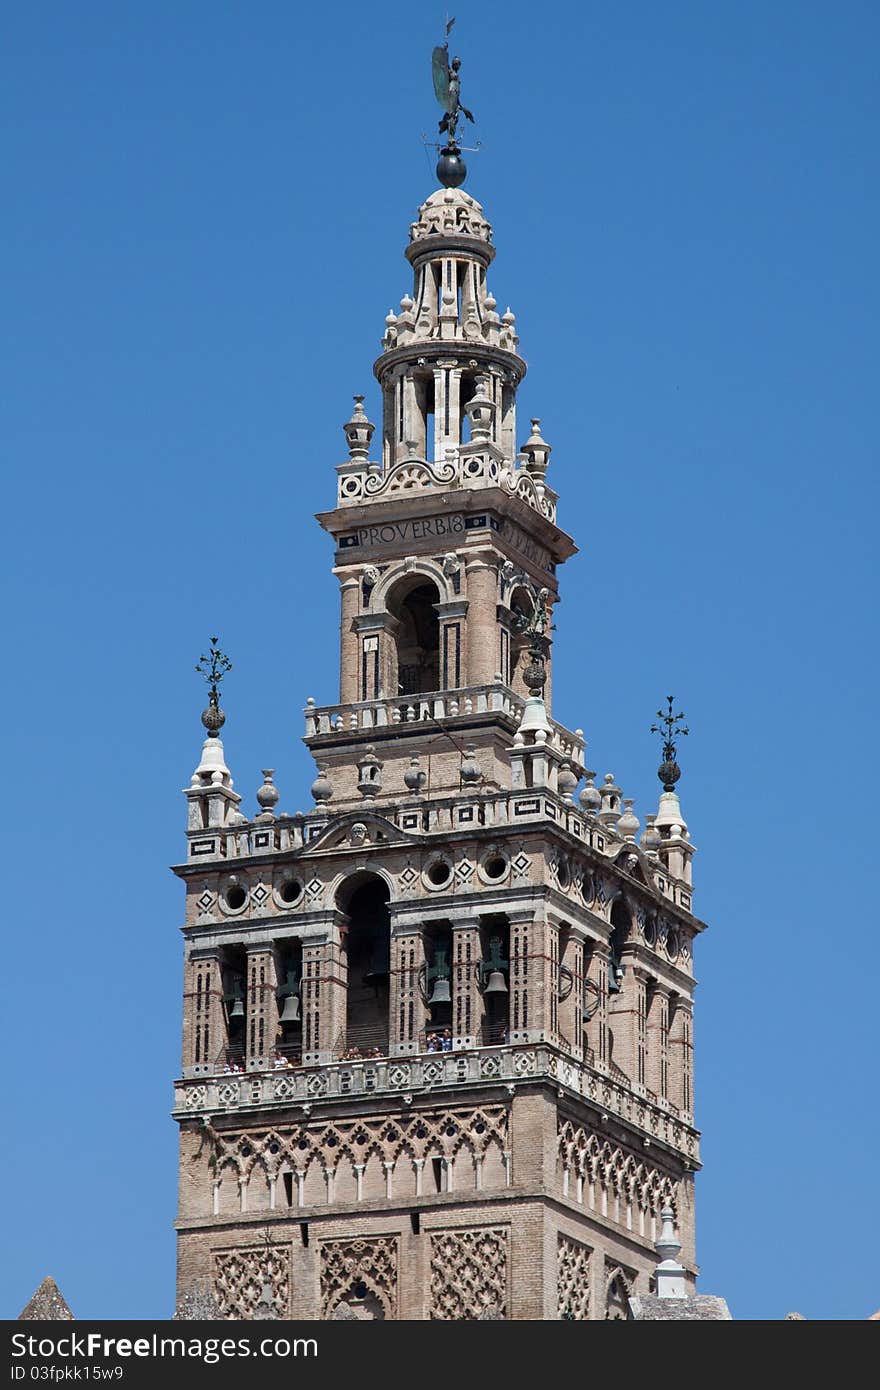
left=464, top=553, right=499, bottom=688
left=389, top=916, right=427, bottom=1055
left=182, top=951, right=226, bottom=1076
left=450, top=916, right=482, bottom=1049
left=508, top=908, right=536, bottom=1044
left=245, top=947, right=279, bottom=1071
left=337, top=574, right=361, bottom=704
left=301, top=923, right=347, bottom=1065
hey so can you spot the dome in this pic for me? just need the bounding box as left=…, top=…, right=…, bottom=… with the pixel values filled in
left=409, top=187, right=493, bottom=247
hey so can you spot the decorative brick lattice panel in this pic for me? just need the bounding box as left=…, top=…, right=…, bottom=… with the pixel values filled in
left=430, top=1227, right=508, bottom=1319
left=320, top=1237, right=398, bottom=1319
left=213, top=1245, right=290, bottom=1320
left=557, top=1236, right=591, bottom=1319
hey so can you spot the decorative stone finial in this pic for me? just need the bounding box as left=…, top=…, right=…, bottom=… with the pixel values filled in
left=618, top=798, right=640, bottom=842
left=598, top=773, right=622, bottom=827
left=517, top=695, right=552, bottom=740
left=404, top=756, right=427, bottom=793
left=343, top=395, right=375, bottom=461
left=579, top=772, right=601, bottom=816
left=356, top=747, right=383, bottom=801
left=310, top=762, right=333, bottom=806
left=460, top=743, right=483, bottom=785
left=256, top=769, right=279, bottom=815
left=654, top=1207, right=687, bottom=1299
left=195, top=636, right=232, bottom=735
left=522, top=418, right=551, bottom=478
left=641, top=814, right=661, bottom=854
left=463, top=375, right=495, bottom=441
left=651, top=695, right=689, bottom=791
left=557, top=762, right=578, bottom=803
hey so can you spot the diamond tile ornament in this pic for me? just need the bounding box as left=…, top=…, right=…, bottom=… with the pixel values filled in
left=251, top=883, right=269, bottom=908
left=455, top=859, right=474, bottom=883
left=306, top=877, right=323, bottom=900
left=511, top=852, right=530, bottom=879
left=399, top=865, right=418, bottom=887
left=197, top=891, right=214, bottom=916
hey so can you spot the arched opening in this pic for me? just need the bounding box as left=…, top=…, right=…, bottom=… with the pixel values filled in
left=218, top=946, right=247, bottom=1071
left=422, top=922, right=453, bottom=1050
left=274, top=939, right=303, bottom=1065
left=388, top=577, right=441, bottom=696
left=339, top=875, right=391, bottom=1058
left=479, top=918, right=510, bottom=1046
left=508, top=586, right=537, bottom=699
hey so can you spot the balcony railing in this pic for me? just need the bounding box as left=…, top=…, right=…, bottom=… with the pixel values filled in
left=303, top=683, right=586, bottom=767
left=174, top=1039, right=698, bottom=1162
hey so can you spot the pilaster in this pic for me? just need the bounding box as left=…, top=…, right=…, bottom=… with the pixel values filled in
left=245, top=946, right=279, bottom=1071
left=450, top=916, right=482, bottom=1049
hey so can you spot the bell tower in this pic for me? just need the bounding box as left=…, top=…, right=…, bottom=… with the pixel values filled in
left=172, top=60, right=706, bottom=1322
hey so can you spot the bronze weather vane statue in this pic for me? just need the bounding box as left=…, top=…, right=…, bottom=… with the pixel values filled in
left=430, top=19, right=478, bottom=188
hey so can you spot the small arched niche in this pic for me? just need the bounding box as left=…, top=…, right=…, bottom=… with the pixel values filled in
left=387, top=575, right=441, bottom=697
left=338, top=873, right=391, bottom=1057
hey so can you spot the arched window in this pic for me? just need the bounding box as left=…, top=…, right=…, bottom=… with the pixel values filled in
left=388, top=577, right=441, bottom=696
left=338, top=875, right=391, bottom=1058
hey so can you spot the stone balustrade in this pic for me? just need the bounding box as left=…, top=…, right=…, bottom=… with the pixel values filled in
left=173, top=1041, right=698, bottom=1163
left=303, top=683, right=585, bottom=767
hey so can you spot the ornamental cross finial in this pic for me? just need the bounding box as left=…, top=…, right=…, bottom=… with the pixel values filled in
left=650, top=695, right=689, bottom=791
left=511, top=587, right=551, bottom=694
left=195, top=636, right=232, bottom=735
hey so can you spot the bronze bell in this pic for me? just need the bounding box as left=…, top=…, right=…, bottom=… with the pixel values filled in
left=279, top=994, right=301, bottom=1024
left=228, top=994, right=245, bottom=1018
left=484, top=969, right=508, bottom=995
left=428, top=976, right=451, bottom=1005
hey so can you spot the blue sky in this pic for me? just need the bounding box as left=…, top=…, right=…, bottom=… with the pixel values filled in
left=3, top=1, right=877, bottom=1321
